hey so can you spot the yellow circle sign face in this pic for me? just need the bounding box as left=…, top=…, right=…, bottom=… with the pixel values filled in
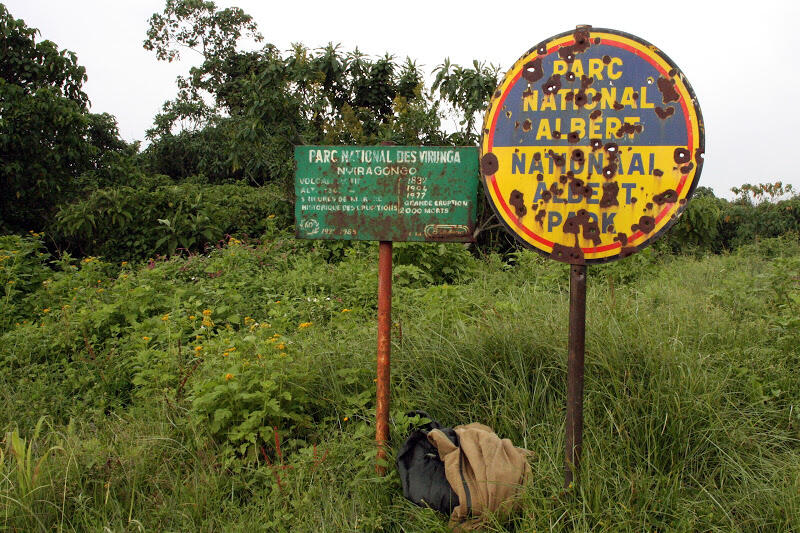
left=480, top=27, right=704, bottom=264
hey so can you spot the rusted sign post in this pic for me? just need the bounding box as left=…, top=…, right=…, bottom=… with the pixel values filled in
left=375, top=240, right=393, bottom=472
left=480, top=27, right=704, bottom=488
left=294, top=146, right=479, bottom=473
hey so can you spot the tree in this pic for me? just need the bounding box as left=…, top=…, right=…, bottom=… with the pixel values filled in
left=0, top=4, right=131, bottom=231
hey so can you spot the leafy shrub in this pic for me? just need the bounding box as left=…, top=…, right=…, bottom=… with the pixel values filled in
left=392, top=242, right=475, bottom=287
left=55, top=182, right=292, bottom=261
left=718, top=196, right=800, bottom=249
left=0, top=234, right=52, bottom=332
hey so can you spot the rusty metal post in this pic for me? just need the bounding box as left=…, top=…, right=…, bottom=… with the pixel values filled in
left=375, top=240, right=392, bottom=474
left=564, top=264, right=586, bottom=488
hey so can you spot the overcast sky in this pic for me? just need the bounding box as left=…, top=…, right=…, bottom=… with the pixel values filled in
left=5, top=0, right=799, bottom=198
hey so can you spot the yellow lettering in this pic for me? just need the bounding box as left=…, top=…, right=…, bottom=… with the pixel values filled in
left=558, top=89, right=572, bottom=111
left=541, top=94, right=556, bottom=111
left=588, top=58, right=604, bottom=80
left=523, top=90, right=539, bottom=111
left=605, top=118, right=622, bottom=139
left=536, top=119, right=552, bottom=140
left=553, top=60, right=568, bottom=76
left=570, top=60, right=584, bottom=77
left=570, top=118, right=586, bottom=139
left=608, top=58, right=623, bottom=79
left=639, top=86, right=654, bottom=109
left=622, top=117, right=640, bottom=138
left=600, top=87, right=617, bottom=110
left=589, top=118, right=602, bottom=138
left=620, top=87, right=637, bottom=109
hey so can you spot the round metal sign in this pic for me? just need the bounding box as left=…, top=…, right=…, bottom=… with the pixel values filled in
left=480, top=27, right=704, bottom=264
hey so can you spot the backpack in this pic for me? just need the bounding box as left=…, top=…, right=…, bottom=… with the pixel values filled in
left=396, top=411, right=460, bottom=514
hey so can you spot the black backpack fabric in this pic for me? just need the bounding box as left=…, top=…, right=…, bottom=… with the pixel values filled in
left=396, top=411, right=460, bottom=514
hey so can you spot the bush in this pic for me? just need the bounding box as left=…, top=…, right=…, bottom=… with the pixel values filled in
left=55, top=182, right=292, bottom=262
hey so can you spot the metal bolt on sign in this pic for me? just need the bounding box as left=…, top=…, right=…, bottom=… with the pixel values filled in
left=480, top=26, right=704, bottom=488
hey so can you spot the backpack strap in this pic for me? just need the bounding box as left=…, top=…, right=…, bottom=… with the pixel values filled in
left=457, top=448, right=473, bottom=517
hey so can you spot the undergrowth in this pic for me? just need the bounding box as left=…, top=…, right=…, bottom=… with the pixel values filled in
left=1, top=230, right=799, bottom=531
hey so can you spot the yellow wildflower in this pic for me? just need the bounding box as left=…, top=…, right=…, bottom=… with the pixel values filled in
left=142, top=336, right=150, bottom=341
left=341, top=309, right=351, bottom=313
left=161, top=314, right=169, bottom=321
left=121, top=261, right=128, bottom=266
left=298, top=322, right=312, bottom=329
left=222, top=352, right=229, bottom=357
left=195, top=346, right=203, bottom=352
left=268, top=214, right=275, bottom=219
left=97, top=288, right=104, bottom=293
left=189, top=315, right=196, bottom=320
left=276, top=342, right=286, bottom=350
left=225, top=373, right=234, bottom=381
left=343, top=416, right=349, bottom=422
left=43, top=308, right=50, bottom=313
left=202, top=309, right=212, bottom=316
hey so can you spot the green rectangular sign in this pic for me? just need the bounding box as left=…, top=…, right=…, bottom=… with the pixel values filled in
left=294, top=146, right=479, bottom=242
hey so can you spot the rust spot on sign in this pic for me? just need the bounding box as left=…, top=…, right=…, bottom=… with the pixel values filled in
left=673, top=148, right=690, bottom=164
left=522, top=58, right=545, bottom=83
left=589, top=109, right=602, bottom=121
left=542, top=74, right=562, bottom=95
left=481, top=152, right=499, bottom=175
left=632, top=215, right=655, bottom=234
left=509, top=189, right=527, bottom=218
left=522, top=119, right=533, bottom=132
left=600, top=182, right=620, bottom=207
left=657, top=76, right=680, bottom=104
left=602, top=164, right=618, bottom=179
left=550, top=242, right=585, bottom=264
left=548, top=150, right=566, bottom=168
left=655, top=106, right=675, bottom=119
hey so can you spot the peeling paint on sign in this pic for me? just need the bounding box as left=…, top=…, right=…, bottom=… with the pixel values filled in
left=295, top=146, right=479, bottom=242
left=481, top=27, right=704, bottom=264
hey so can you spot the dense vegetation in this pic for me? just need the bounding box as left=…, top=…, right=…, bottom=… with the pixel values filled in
left=2, top=230, right=800, bottom=530
left=2, top=1, right=800, bottom=531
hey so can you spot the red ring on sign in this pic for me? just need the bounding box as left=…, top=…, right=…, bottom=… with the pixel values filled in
left=485, top=35, right=696, bottom=254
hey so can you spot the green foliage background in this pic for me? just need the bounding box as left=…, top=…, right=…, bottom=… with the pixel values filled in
left=1, top=1, right=800, bottom=531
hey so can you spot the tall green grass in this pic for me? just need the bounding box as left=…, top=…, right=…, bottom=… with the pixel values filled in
left=1, top=232, right=799, bottom=531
